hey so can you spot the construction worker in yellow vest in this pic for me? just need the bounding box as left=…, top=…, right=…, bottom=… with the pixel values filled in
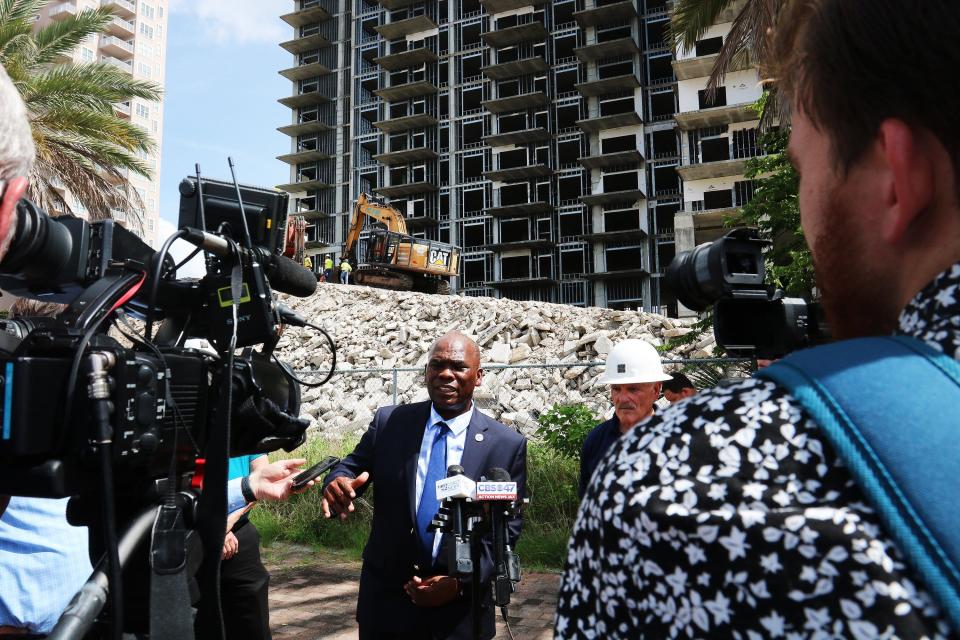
left=340, top=258, right=352, bottom=285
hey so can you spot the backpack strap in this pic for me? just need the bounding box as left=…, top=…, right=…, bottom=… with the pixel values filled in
left=757, top=336, right=960, bottom=631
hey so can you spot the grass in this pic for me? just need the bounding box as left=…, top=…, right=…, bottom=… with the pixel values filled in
left=251, top=438, right=579, bottom=571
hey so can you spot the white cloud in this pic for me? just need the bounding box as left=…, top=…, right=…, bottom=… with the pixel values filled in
left=156, top=218, right=206, bottom=278
left=169, top=0, right=286, bottom=45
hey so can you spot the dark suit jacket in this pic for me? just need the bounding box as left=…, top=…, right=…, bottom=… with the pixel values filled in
left=324, top=401, right=527, bottom=640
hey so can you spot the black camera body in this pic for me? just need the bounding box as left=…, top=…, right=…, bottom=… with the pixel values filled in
left=0, top=176, right=310, bottom=501
left=665, top=227, right=829, bottom=359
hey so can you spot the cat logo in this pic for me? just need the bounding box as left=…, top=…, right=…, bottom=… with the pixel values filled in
left=429, top=248, right=450, bottom=267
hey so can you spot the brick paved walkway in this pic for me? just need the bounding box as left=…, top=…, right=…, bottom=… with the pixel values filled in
left=265, top=543, right=560, bottom=640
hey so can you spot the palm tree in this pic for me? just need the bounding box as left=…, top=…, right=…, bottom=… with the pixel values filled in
left=0, top=0, right=162, bottom=227
left=669, top=0, right=786, bottom=124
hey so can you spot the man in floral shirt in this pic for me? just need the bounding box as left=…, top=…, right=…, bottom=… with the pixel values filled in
left=555, top=0, right=960, bottom=638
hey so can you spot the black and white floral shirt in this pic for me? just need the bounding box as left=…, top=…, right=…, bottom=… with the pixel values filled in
left=555, top=263, right=960, bottom=640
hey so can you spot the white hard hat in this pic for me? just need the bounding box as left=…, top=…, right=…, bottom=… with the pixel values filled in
left=598, top=339, right=672, bottom=385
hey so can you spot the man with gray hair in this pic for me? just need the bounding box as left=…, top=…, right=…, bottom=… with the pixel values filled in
left=0, top=63, right=34, bottom=264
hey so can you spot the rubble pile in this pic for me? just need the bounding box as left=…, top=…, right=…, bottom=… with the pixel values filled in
left=277, top=284, right=708, bottom=437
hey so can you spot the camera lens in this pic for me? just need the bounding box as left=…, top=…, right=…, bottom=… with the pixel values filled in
left=664, top=241, right=726, bottom=312
left=0, top=199, right=73, bottom=280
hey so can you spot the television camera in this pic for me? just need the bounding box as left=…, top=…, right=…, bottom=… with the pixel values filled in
left=0, top=162, right=332, bottom=639
left=664, top=227, right=830, bottom=359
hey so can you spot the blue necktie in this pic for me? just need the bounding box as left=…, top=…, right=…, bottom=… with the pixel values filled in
left=416, top=421, right=449, bottom=566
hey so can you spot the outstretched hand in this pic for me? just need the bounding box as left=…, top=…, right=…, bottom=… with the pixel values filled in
left=248, top=458, right=308, bottom=502
left=321, top=472, right=370, bottom=521
left=403, top=575, right=460, bottom=607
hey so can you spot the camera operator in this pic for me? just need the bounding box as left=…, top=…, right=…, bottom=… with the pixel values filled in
left=555, top=1, right=960, bottom=637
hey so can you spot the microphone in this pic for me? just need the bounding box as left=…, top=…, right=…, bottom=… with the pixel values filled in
left=435, top=465, right=473, bottom=576
left=481, top=467, right=521, bottom=607
left=180, top=227, right=317, bottom=297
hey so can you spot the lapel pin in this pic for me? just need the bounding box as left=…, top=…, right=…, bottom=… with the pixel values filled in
left=475, top=433, right=484, bottom=442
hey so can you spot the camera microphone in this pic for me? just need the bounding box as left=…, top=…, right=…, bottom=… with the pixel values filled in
left=181, top=227, right=317, bottom=298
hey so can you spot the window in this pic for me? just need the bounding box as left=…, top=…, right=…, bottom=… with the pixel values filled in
left=137, top=62, right=152, bottom=78
left=138, top=42, right=153, bottom=57
left=139, top=23, right=154, bottom=39
left=140, top=3, right=155, bottom=19
left=136, top=103, right=150, bottom=118
left=81, top=47, right=94, bottom=62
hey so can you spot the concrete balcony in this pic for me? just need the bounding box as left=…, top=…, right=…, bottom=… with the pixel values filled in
left=480, top=0, right=547, bottom=13
left=489, top=238, right=554, bottom=251
left=581, top=187, right=646, bottom=206
left=279, top=61, right=334, bottom=82
left=481, top=22, right=548, bottom=48
left=105, top=16, right=135, bottom=38
left=374, top=181, right=438, bottom=198
left=277, top=120, right=335, bottom=137
left=574, top=36, right=640, bottom=63
left=576, top=73, right=642, bottom=98
left=372, top=146, right=438, bottom=166
left=673, top=53, right=752, bottom=81
left=374, top=80, right=438, bottom=102
left=674, top=102, right=758, bottom=130
left=113, top=101, right=131, bottom=118
left=483, top=127, right=550, bottom=147
left=583, top=228, right=647, bottom=242
left=487, top=202, right=554, bottom=218
left=99, top=35, right=134, bottom=59
left=584, top=267, right=648, bottom=280
left=577, top=110, right=643, bottom=133
left=574, top=0, right=637, bottom=28
left=276, top=178, right=335, bottom=194
left=374, top=47, right=438, bottom=71
left=49, top=2, right=78, bottom=20
left=579, top=150, right=644, bottom=169
left=676, top=157, right=749, bottom=181
left=405, top=211, right=441, bottom=227
left=278, top=90, right=333, bottom=109
left=276, top=148, right=332, bottom=165
left=280, top=3, right=332, bottom=28
left=294, top=208, right=334, bottom=220
left=482, top=91, right=549, bottom=114
left=378, top=0, right=423, bottom=8
left=485, top=164, right=552, bottom=182
left=373, top=113, right=438, bottom=133
left=481, top=56, right=548, bottom=81
left=375, top=15, right=438, bottom=40
left=100, top=55, right=133, bottom=73
left=101, top=0, right=135, bottom=19
left=491, top=276, right=557, bottom=289
left=280, top=33, right=332, bottom=55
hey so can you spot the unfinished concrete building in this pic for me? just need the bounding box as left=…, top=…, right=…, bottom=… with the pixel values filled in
left=278, top=0, right=763, bottom=315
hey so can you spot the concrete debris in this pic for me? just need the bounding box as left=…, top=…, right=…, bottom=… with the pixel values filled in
left=277, top=284, right=702, bottom=438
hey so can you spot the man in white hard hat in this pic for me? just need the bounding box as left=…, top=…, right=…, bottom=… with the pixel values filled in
left=578, top=339, right=671, bottom=497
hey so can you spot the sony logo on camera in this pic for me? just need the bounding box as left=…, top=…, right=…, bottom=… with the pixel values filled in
left=475, top=481, right=517, bottom=501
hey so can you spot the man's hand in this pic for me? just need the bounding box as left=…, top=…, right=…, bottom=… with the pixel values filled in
left=222, top=531, right=239, bottom=560
left=403, top=575, right=460, bottom=607
left=321, top=472, right=370, bottom=521
left=248, top=458, right=308, bottom=502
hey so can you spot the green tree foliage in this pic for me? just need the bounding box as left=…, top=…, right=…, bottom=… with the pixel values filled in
left=0, top=0, right=162, bottom=225
left=535, top=403, right=598, bottom=460
left=726, top=102, right=815, bottom=297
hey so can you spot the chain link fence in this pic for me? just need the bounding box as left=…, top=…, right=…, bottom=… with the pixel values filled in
left=293, top=358, right=754, bottom=438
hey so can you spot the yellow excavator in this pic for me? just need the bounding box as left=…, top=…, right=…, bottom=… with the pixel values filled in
left=341, top=193, right=461, bottom=294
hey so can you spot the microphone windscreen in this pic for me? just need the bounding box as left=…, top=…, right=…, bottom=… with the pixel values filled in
left=266, top=254, right=317, bottom=297
left=447, top=465, right=465, bottom=477
left=485, top=467, right=511, bottom=482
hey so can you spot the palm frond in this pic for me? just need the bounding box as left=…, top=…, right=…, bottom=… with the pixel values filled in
left=0, top=0, right=47, bottom=25
left=705, top=0, right=778, bottom=95
left=25, top=63, right=161, bottom=109
left=32, top=7, right=113, bottom=65
left=668, top=0, right=733, bottom=51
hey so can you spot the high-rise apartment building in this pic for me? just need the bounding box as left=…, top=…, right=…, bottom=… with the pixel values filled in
left=279, top=0, right=763, bottom=316
left=37, top=0, right=168, bottom=247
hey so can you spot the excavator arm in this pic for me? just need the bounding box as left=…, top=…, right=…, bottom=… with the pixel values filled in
left=341, top=193, right=409, bottom=261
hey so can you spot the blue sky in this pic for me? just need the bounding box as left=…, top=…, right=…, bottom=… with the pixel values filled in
left=158, top=0, right=292, bottom=234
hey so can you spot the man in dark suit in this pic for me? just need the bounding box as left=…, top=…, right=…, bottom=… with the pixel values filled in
left=322, top=331, right=527, bottom=640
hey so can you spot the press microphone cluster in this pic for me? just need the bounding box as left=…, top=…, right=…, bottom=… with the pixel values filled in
left=181, top=227, right=318, bottom=298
